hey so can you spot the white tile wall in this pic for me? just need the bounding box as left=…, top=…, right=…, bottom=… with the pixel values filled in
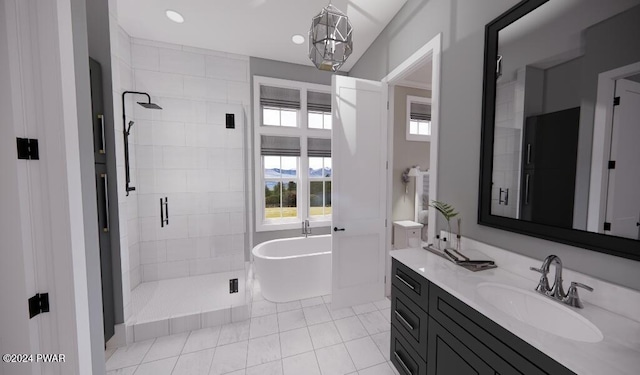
left=129, top=38, right=250, bottom=283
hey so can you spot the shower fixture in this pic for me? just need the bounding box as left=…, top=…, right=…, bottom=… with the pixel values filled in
left=122, top=91, right=162, bottom=195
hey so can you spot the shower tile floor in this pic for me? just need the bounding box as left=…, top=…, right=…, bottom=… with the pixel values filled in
left=107, top=280, right=398, bottom=375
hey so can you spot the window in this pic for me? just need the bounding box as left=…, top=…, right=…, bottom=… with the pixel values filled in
left=254, top=77, right=332, bottom=231
left=308, top=91, right=332, bottom=130
left=406, top=96, right=432, bottom=141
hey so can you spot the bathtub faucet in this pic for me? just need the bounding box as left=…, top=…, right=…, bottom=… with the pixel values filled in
left=302, top=219, right=312, bottom=237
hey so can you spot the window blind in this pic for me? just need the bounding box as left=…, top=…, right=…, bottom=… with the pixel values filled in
left=307, top=138, right=331, bottom=157
left=261, top=135, right=301, bottom=156
left=308, top=91, right=331, bottom=113
left=410, top=102, right=431, bottom=121
left=260, top=85, right=301, bottom=109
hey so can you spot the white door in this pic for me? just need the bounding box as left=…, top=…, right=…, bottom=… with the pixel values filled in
left=606, top=79, right=640, bottom=239
left=331, top=75, right=388, bottom=309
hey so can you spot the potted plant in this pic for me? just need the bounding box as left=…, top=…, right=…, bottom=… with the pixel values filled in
left=430, top=200, right=459, bottom=248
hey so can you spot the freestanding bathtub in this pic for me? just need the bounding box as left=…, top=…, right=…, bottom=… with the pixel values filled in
left=252, top=235, right=331, bottom=303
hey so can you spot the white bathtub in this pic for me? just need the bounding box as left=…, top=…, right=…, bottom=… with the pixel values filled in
left=252, top=235, right=331, bottom=303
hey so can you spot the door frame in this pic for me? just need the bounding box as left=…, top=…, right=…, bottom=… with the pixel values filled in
left=587, top=61, right=640, bottom=233
left=382, top=34, right=442, bottom=296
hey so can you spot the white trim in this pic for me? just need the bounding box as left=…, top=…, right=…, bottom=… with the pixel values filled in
left=587, top=61, right=640, bottom=232
left=253, top=76, right=332, bottom=232
left=406, top=95, right=432, bottom=142
left=396, top=79, right=432, bottom=91
left=382, top=33, right=442, bottom=297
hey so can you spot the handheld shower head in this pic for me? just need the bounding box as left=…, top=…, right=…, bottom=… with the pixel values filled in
left=126, top=120, right=134, bottom=136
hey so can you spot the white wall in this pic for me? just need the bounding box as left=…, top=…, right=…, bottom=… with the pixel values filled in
left=392, top=86, right=431, bottom=222
left=349, top=0, right=640, bottom=291
left=129, top=38, right=250, bottom=283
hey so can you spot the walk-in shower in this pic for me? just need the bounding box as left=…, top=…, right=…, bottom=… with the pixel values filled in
left=122, top=91, right=162, bottom=195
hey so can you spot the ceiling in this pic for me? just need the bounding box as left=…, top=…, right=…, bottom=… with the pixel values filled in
left=402, top=60, right=432, bottom=87
left=116, top=0, right=407, bottom=72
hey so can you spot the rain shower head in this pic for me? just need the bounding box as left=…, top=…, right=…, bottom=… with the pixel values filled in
left=137, top=101, right=162, bottom=110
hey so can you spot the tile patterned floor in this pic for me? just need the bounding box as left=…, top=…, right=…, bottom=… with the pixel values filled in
left=106, top=282, right=399, bottom=375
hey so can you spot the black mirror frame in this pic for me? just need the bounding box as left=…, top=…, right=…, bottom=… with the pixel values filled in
left=478, top=0, right=640, bottom=261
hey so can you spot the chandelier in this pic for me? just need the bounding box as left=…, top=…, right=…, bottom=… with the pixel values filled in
left=308, top=3, right=353, bottom=72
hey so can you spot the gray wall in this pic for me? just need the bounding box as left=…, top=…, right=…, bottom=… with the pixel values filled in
left=72, top=0, right=105, bottom=373
left=249, top=57, right=336, bottom=247
left=86, top=0, right=124, bottom=325
left=542, top=57, right=583, bottom=114
left=349, top=0, right=640, bottom=291
left=392, top=86, right=431, bottom=222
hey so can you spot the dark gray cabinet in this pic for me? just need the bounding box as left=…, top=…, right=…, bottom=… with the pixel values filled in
left=390, top=258, right=575, bottom=375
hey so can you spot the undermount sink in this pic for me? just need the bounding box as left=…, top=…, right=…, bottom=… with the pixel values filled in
left=477, top=282, right=603, bottom=343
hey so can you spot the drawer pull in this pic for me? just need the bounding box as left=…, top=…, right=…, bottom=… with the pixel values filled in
left=394, top=352, right=414, bottom=375
left=395, top=274, right=416, bottom=291
left=394, top=310, right=415, bottom=331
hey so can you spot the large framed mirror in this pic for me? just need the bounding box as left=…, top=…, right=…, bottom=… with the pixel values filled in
left=479, top=0, right=640, bottom=260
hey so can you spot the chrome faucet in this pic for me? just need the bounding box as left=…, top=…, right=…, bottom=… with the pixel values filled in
left=301, top=219, right=312, bottom=237
left=530, top=255, right=593, bottom=308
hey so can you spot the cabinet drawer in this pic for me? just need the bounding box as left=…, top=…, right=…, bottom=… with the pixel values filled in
left=429, top=284, right=575, bottom=375
left=391, top=326, right=427, bottom=375
left=391, top=286, right=428, bottom=361
left=391, top=258, right=429, bottom=311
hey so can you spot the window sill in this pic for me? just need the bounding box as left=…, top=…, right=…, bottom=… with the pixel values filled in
left=256, top=219, right=331, bottom=232
left=406, top=134, right=431, bottom=142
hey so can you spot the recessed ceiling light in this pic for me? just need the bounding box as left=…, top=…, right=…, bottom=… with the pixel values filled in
left=166, top=10, right=184, bottom=23
left=292, top=34, right=305, bottom=45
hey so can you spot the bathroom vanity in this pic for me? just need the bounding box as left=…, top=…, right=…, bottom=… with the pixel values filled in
left=389, top=246, right=640, bottom=375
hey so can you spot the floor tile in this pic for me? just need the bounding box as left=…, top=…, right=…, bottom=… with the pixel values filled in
left=277, top=309, right=307, bottom=332
left=106, top=367, right=136, bottom=375
left=252, top=300, right=277, bottom=317
left=134, top=356, right=177, bottom=375
left=172, top=348, right=214, bottom=375
left=303, top=304, right=332, bottom=325
left=276, top=300, right=302, bottom=313
left=246, top=359, right=283, bottom=375
left=224, top=370, right=246, bottom=375
left=301, top=296, right=324, bottom=307
left=322, top=295, right=332, bottom=304
left=106, top=339, right=154, bottom=371
left=279, top=327, right=313, bottom=358
left=352, top=302, right=377, bottom=315
left=373, top=298, right=391, bottom=310
left=218, top=320, right=250, bottom=345
left=380, top=308, right=391, bottom=323
left=249, top=314, right=279, bottom=338
left=388, top=360, right=401, bottom=375
left=142, top=332, right=188, bottom=363
left=358, top=362, right=396, bottom=375
left=344, top=336, right=386, bottom=370
left=247, top=333, right=281, bottom=367
left=308, top=321, right=342, bottom=349
left=334, top=316, right=368, bottom=342
left=328, top=305, right=355, bottom=320
left=209, top=340, right=248, bottom=375
left=315, top=343, right=356, bottom=375
left=182, top=326, right=221, bottom=354
left=371, top=332, right=391, bottom=361
left=358, top=311, right=390, bottom=335
left=282, top=351, right=321, bottom=375
left=105, top=347, right=117, bottom=362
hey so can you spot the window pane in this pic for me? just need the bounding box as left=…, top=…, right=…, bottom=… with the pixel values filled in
left=409, top=121, right=418, bottom=135
left=323, top=113, right=332, bottom=129
left=282, top=181, right=297, bottom=217
left=263, top=108, right=280, bottom=126
left=310, top=181, right=323, bottom=216
left=309, top=157, right=323, bottom=177
left=264, top=181, right=281, bottom=219
left=418, top=121, right=431, bottom=135
left=323, top=157, right=332, bottom=177
left=264, top=156, right=281, bottom=178
left=281, top=156, right=298, bottom=177
left=325, top=181, right=332, bottom=215
left=308, top=112, right=323, bottom=129
left=281, top=109, right=297, bottom=127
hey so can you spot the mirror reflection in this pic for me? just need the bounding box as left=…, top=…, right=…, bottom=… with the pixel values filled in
left=491, top=0, right=640, bottom=241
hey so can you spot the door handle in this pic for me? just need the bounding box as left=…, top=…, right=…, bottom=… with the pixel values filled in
left=394, top=310, right=415, bottom=331
left=394, top=352, right=413, bottom=375
left=333, top=227, right=345, bottom=232
left=160, top=197, right=169, bottom=227
left=98, top=114, right=106, bottom=154
left=524, top=174, right=531, bottom=205
left=101, top=173, right=109, bottom=232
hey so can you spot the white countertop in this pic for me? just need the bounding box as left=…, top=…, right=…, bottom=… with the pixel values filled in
left=390, top=248, right=640, bottom=375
